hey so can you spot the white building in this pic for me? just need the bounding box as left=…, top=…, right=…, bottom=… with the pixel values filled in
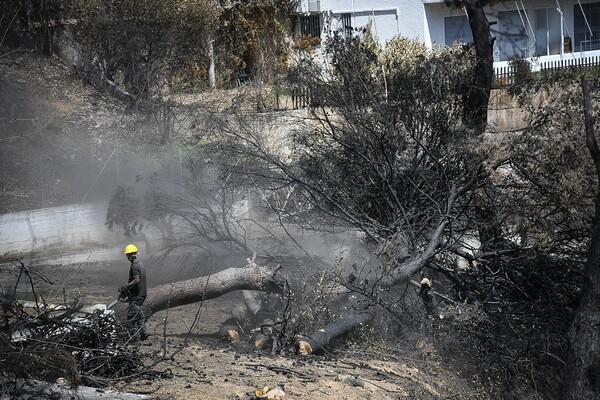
left=293, top=1, right=600, bottom=71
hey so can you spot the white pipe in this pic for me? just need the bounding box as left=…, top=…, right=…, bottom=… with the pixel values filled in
left=515, top=1, right=534, bottom=54
left=371, top=8, right=378, bottom=40
left=556, top=0, right=564, bottom=54
left=352, top=0, right=355, bottom=31
left=520, top=0, right=536, bottom=51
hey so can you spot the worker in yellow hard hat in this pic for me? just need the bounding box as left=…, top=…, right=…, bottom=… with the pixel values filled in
left=120, top=244, right=149, bottom=344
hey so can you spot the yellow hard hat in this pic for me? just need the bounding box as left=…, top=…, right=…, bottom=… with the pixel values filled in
left=124, top=244, right=138, bottom=255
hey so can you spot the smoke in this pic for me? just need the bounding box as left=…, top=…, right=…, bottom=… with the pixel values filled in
left=0, top=51, right=375, bottom=279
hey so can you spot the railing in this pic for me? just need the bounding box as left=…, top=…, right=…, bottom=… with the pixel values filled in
left=288, top=56, right=600, bottom=108
left=580, top=39, right=600, bottom=52
left=540, top=55, right=600, bottom=71
left=493, top=55, right=600, bottom=86
left=493, top=65, right=517, bottom=86
left=291, top=86, right=310, bottom=109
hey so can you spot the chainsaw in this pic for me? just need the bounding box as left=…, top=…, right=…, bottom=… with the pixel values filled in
left=106, top=287, right=130, bottom=309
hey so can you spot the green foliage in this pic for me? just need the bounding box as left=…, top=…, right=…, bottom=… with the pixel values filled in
left=105, top=172, right=172, bottom=239
left=105, top=186, right=144, bottom=238
left=322, top=31, right=379, bottom=108
left=2, top=0, right=294, bottom=92
left=378, top=37, right=428, bottom=72
left=506, top=58, right=533, bottom=96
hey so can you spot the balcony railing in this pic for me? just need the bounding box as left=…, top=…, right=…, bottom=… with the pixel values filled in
left=579, top=39, right=600, bottom=52
left=493, top=51, right=600, bottom=86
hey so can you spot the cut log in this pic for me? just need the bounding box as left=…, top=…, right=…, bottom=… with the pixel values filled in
left=218, top=290, right=277, bottom=346
left=231, top=302, right=252, bottom=323
left=219, top=292, right=260, bottom=342
left=0, top=378, right=150, bottom=400
left=144, top=264, right=282, bottom=314
left=253, top=332, right=270, bottom=349
left=418, top=277, right=437, bottom=315
left=218, top=317, right=242, bottom=343
left=296, top=311, right=374, bottom=355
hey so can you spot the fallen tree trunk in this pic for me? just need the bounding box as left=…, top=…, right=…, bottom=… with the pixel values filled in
left=296, top=311, right=374, bottom=355
left=144, top=263, right=282, bottom=314
left=378, top=219, right=449, bottom=288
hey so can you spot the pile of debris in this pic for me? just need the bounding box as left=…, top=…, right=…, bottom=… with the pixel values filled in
left=1, top=260, right=155, bottom=391
left=2, top=297, right=150, bottom=385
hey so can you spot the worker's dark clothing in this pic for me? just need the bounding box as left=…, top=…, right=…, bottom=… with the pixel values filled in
left=128, top=259, right=147, bottom=306
left=127, top=259, right=148, bottom=342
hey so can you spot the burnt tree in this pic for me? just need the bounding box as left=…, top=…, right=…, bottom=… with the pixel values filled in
left=565, top=77, right=600, bottom=399
left=446, top=0, right=496, bottom=130
left=218, top=29, right=506, bottom=354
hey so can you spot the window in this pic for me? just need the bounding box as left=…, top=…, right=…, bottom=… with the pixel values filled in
left=493, top=10, right=529, bottom=61
left=444, top=15, right=473, bottom=45
left=297, top=14, right=322, bottom=38
left=574, top=2, right=600, bottom=51
left=534, top=8, right=562, bottom=56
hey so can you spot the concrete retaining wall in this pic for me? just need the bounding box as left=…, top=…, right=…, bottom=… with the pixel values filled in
left=488, top=89, right=527, bottom=131
left=0, top=202, right=120, bottom=261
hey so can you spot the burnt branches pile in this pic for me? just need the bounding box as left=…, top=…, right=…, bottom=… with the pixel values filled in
left=1, top=259, right=156, bottom=388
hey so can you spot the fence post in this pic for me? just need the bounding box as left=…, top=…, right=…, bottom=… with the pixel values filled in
left=294, top=87, right=299, bottom=109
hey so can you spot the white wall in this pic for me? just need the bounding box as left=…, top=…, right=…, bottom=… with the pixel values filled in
left=424, top=2, right=458, bottom=46
left=0, top=202, right=120, bottom=261
left=321, top=0, right=426, bottom=45
left=315, top=0, right=596, bottom=52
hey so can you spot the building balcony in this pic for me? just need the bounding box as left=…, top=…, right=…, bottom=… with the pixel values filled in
left=493, top=49, right=600, bottom=84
